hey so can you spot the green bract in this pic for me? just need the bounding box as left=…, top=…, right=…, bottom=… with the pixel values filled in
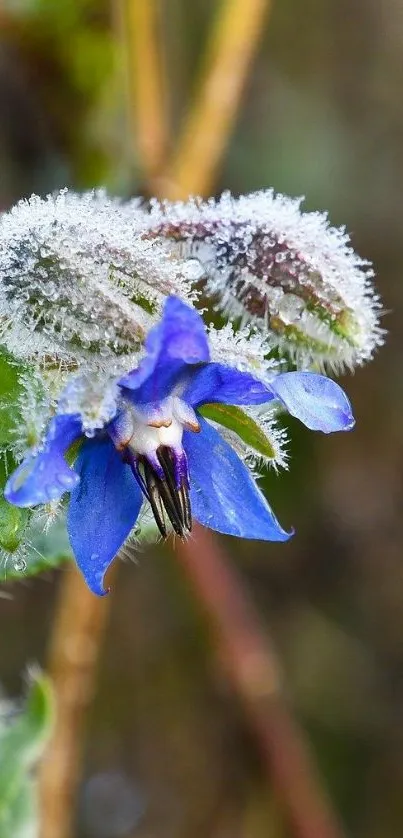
left=200, top=403, right=277, bottom=460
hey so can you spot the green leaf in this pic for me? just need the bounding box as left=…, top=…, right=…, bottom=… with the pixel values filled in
left=0, top=673, right=54, bottom=838
left=199, top=403, right=276, bottom=459
left=0, top=450, right=69, bottom=582
left=0, top=349, right=27, bottom=449
left=0, top=498, right=29, bottom=554
left=0, top=512, right=72, bottom=584
left=0, top=348, right=53, bottom=576
left=0, top=352, right=73, bottom=580
left=0, top=457, right=30, bottom=557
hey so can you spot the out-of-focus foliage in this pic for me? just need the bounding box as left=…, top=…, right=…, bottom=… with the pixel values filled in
left=0, top=671, right=53, bottom=837
left=0, top=0, right=117, bottom=197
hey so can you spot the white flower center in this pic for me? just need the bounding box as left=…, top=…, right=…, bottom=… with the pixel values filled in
left=111, top=395, right=200, bottom=455
left=129, top=415, right=184, bottom=456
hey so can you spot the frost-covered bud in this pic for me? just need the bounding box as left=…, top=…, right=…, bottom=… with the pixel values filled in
left=0, top=190, right=192, bottom=365
left=143, top=190, right=384, bottom=372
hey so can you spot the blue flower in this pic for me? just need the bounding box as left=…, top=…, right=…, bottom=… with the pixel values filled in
left=4, top=297, right=355, bottom=595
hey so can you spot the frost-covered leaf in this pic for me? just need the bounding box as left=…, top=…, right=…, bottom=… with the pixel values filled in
left=0, top=455, right=30, bottom=559
left=0, top=351, right=52, bottom=575
left=0, top=349, right=27, bottom=449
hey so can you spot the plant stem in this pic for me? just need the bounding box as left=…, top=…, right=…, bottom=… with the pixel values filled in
left=176, top=524, right=346, bottom=838
left=124, top=0, right=168, bottom=181
left=38, top=567, right=111, bottom=838
left=157, top=0, right=271, bottom=199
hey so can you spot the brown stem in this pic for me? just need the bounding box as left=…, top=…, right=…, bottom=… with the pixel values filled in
left=38, top=567, right=111, bottom=838
left=124, top=0, right=169, bottom=180
left=176, top=524, right=346, bottom=838
left=156, top=0, right=272, bottom=199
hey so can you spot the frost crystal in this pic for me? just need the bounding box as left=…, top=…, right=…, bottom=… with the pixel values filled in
left=8, top=371, right=52, bottom=460
left=143, top=190, right=384, bottom=371
left=207, top=324, right=289, bottom=470
left=208, top=321, right=276, bottom=379
left=58, top=372, right=119, bottom=436
left=0, top=190, right=192, bottom=366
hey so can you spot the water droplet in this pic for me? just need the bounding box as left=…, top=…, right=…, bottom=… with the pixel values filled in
left=42, top=281, right=57, bottom=299
left=90, top=552, right=99, bottom=561
left=182, top=258, right=205, bottom=280
left=13, top=557, right=27, bottom=573
left=57, top=472, right=76, bottom=488
left=278, top=294, right=305, bottom=325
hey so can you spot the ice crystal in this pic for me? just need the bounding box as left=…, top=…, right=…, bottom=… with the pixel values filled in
left=214, top=404, right=289, bottom=474
left=32, top=500, right=64, bottom=534
left=208, top=321, right=277, bottom=379
left=143, top=190, right=384, bottom=372
left=58, top=372, right=119, bottom=436
left=0, top=370, right=51, bottom=468
left=13, top=372, right=51, bottom=453
left=0, top=189, right=192, bottom=366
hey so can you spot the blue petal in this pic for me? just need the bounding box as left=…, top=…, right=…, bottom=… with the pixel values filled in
left=182, top=362, right=275, bottom=407
left=184, top=417, right=291, bottom=541
left=67, top=437, right=143, bottom=595
left=119, top=296, right=210, bottom=403
left=4, top=414, right=82, bottom=508
left=269, top=372, right=355, bottom=433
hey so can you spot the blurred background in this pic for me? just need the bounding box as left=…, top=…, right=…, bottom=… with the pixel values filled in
left=0, top=1, right=402, bottom=836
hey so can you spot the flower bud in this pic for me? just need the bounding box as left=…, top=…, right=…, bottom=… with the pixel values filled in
left=0, top=190, right=191, bottom=365
left=144, top=190, right=384, bottom=371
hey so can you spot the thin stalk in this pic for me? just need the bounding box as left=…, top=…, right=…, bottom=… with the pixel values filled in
left=38, top=567, right=111, bottom=838
left=158, top=0, right=271, bottom=199
left=124, top=0, right=169, bottom=180
left=176, top=525, right=346, bottom=838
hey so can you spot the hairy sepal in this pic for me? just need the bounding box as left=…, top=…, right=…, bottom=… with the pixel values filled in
left=143, top=190, right=384, bottom=372
left=0, top=190, right=195, bottom=366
